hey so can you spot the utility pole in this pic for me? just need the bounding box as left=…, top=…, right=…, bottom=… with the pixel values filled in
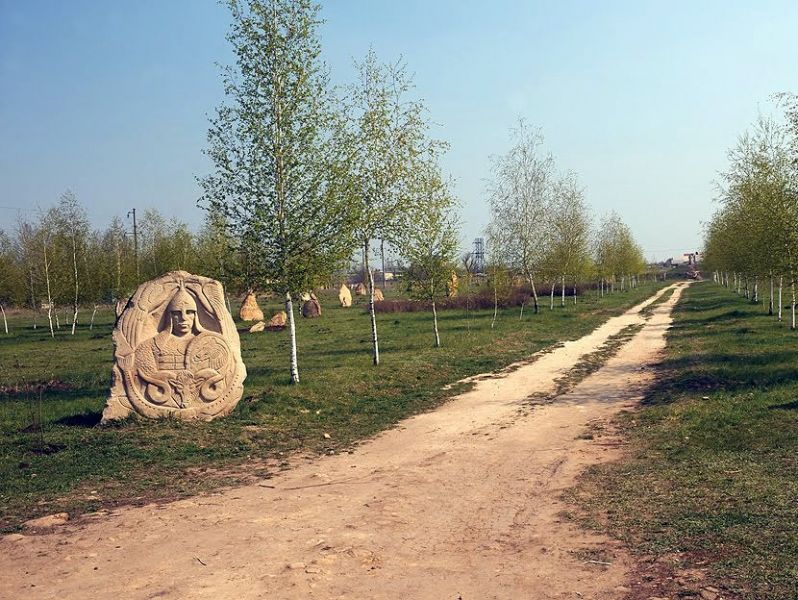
left=127, top=208, right=139, bottom=282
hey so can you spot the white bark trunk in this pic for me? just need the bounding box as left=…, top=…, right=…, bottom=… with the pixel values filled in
left=792, top=281, right=796, bottom=330
left=560, top=274, right=565, bottom=307
left=71, top=233, right=79, bottom=335
left=573, top=283, right=577, bottom=304
left=491, top=280, right=498, bottom=329
left=778, top=277, right=783, bottom=321
left=286, top=292, right=300, bottom=384
left=43, top=238, right=54, bottom=338
left=432, top=300, right=440, bottom=348
left=365, top=243, right=379, bottom=366
left=0, top=304, right=7, bottom=334
left=550, top=281, right=555, bottom=310
left=89, top=305, right=98, bottom=330
left=529, top=278, right=539, bottom=314
left=769, top=276, right=774, bottom=316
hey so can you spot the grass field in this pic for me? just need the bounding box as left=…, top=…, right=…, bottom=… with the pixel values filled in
left=568, top=281, right=798, bottom=600
left=0, top=282, right=666, bottom=531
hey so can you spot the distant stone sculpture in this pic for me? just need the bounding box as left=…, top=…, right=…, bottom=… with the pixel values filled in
left=447, top=271, right=459, bottom=298
left=338, top=284, right=352, bottom=307
left=102, top=271, right=247, bottom=422
left=249, top=321, right=266, bottom=333
left=302, top=297, right=322, bottom=318
left=239, top=291, right=264, bottom=322
left=267, top=311, right=287, bottom=328
left=354, top=282, right=367, bottom=296
left=373, top=288, right=385, bottom=302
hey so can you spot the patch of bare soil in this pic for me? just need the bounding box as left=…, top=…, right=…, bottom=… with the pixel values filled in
left=0, top=284, right=688, bottom=600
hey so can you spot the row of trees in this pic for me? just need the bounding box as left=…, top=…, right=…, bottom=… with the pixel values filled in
left=0, top=197, right=244, bottom=336
left=486, top=122, right=646, bottom=313
left=199, top=0, right=459, bottom=382
left=703, top=94, right=798, bottom=328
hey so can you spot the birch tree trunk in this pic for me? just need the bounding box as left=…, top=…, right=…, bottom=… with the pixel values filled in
left=753, top=278, right=758, bottom=304
left=89, top=305, right=98, bottom=330
left=550, top=281, right=555, bottom=310
left=364, top=242, right=380, bottom=365
left=431, top=299, right=440, bottom=348
left=43, top=237, right=54, bottom=338
left=792, top=281, right=796, bottom=331
left=530, top=278, right=539, bottom=314
left=779, top=276, right=783, bottom=321
left=71, top=233, right=79, bottom=335
left=285, top=292, right=300, bottom=384
left=560, top=274, right=565, bottom=307
left=769, top=275, right=774, bottom=316
left=573, top=282, right=577, bottom=304
left=491, top=279, right=498, bottom=329
left=0, top=304, right=7, bottom=334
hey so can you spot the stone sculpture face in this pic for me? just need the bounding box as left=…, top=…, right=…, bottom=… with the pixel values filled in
left=102, top=271, right=247, bottom=422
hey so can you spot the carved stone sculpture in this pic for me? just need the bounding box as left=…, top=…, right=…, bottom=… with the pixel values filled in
left=354, top=282, right=367, bottom=296
left=267, top=311, right=287, bottom=328
left=102, top=271, right=247, bottom=422
left=338, top=284, right=352, bottom=308
left=302, top=297, right=321, bottom=318
left=373, top=288, right=385, bottom=302
left=249, top=321, right=266, bottom=333
left=239, top=291, right=264, bottom=322
left=447, top=271, right=459, bottom=298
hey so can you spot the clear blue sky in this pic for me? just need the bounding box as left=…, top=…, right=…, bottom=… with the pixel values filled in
left=1, top=0, right=796, bottom=261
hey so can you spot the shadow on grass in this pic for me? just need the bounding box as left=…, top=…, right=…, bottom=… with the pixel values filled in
left=770, top=399, right=798, bottom=411
left=53, top=411, right=103, bottom=428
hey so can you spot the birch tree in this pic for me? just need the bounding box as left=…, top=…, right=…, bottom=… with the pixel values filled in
left=400, top=169, right=459, bottom=348
left=486, top=121, right=554, bottom=314
left=200, top=0, right=354, bottom=383
left=339, top=50, right=445, bottom=365
left=547, top=174, right=592, bottom=306
left=54, top=191, right=89, bottom=335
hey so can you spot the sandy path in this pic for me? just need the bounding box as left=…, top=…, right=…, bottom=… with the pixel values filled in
left=1, top=283, right=688, bottom=600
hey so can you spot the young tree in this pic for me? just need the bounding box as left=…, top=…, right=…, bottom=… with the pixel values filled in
left=486, top=121, right=555, bottom=314
left=547, top=174, right=592, bottom=306
left=200, top=0, right=354, bottom=383
left=54, top=191, right=89, bottom=334
left=400, top=170, right=459, bottom=348
left=338, top=49, right=446, bottom=365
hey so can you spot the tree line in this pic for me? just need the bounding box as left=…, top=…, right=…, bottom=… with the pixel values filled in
left=0, top=195, right=246, bottom=335
left=703, top=94, right=798, bottom=327
left=486, top=121, right=647, bottom=314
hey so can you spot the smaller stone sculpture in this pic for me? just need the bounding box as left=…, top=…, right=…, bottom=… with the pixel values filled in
left=338, top=284, right=352, bottom=308
left=239, top=291, right=264, bottom=322
left=447, top=271, right=459, bottom=298
left=354, top=282, right=368, bottom=296
left=249, top=321, right=266, bottom=333
left=302, top=297, right=322, bottom=318
left=267, top=311, right=287, bottom=328
left=373, top=288, right=385, bottom=302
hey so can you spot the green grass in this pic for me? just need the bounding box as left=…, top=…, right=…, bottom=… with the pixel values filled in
left=0, top=282, right=665, bottom=531
left=567, top=281, right=798, bottom=600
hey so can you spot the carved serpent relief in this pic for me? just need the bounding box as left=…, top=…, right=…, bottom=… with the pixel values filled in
left=102, top=271, right=246, bottom=422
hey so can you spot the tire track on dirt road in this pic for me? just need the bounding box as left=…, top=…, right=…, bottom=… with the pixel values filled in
left=0, top=283, right=689, bottom=600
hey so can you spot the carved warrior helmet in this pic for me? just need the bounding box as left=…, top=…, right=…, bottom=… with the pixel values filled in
left=165, top=282, right=204, bottom=334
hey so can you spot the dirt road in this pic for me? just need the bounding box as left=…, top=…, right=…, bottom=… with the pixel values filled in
left=1, top=283, right=688, bottom=600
